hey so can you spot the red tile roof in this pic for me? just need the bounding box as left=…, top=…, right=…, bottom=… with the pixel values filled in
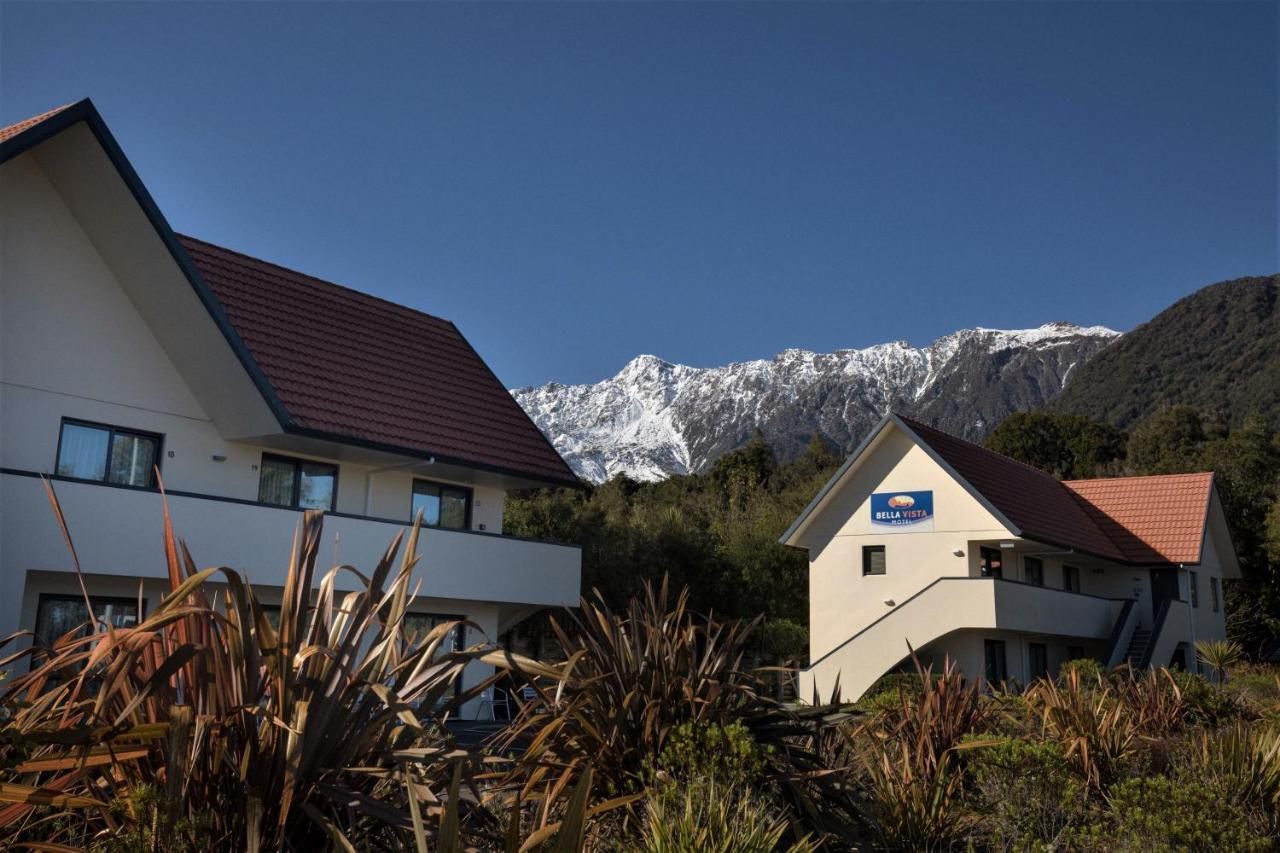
left=179, top=236, right=579, bottom=486
left=1064, top=473, right=1212, bottom=564
left=897, top=415, right=1214, bottom=565
left=0, top=102, right=76, bottom=143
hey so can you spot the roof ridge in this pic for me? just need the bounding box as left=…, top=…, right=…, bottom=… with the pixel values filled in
left=178, top=234, right=455, bottom=327
left=893, top=411, right=1069, bottom=482
left=1063, top=471, right=1214, bottom=486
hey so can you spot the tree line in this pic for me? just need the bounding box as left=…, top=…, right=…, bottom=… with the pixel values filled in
left=506, top=407, right=1280, bottom=659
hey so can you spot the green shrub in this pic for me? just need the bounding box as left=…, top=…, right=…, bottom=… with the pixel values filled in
left=637, top=776, right=816, bottom=853
left=1167, top=668, right=1248, bottom=724
left=1059, top=657, right=1104, bottom=685
left=1089, top=776, right=1268, bottom=852
left=646, top=721, right=766, bottom=790
left=966, top=736, right=1090, bottom=848
left=1176, top=723, right=1280, bottom=837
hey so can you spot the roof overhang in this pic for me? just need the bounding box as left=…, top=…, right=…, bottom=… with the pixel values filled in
left=1, top=100, right=284, bottom=439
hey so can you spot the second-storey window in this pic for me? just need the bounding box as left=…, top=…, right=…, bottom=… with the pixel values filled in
left=1063, top=565, right=1081, bottom=594
left=1210, top=577, right=1220, bottom=613
left=980, top=547, right=1003, bottom=579
left=1024, top=556, right=1044, bottom=586
left=411, top=480, right=471, bottom=530
left=862, top=545, right=886, bottom=576
left=1190, top=571, right=1200, bottom=608
left=258, top=454, right=337, bottom=510
left=56, top=419, right=162, bottom=488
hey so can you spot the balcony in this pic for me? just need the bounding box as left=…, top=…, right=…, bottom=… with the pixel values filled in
left=0, top=470, right=581, bottom=608
left=800, top=577, right=1129, bottom=702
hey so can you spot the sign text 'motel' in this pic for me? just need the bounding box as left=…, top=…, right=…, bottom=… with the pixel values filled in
left=870, top=490, right=934, bottom=532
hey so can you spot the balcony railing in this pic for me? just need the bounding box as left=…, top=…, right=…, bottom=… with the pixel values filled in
left=0, top=469, right=581, bottom=608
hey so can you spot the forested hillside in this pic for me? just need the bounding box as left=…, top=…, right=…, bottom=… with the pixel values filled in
left=1049, top=275, right=1280, bottom=428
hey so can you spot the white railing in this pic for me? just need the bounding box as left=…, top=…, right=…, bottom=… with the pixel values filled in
left=799, top=577, right=1127, bottom=703
left=0, top=471, right=581, bottom=608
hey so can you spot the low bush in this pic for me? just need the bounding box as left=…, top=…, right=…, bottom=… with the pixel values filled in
left=966, top=736, right=1089, bottom=849
left=638, top=776, right=816, bottom=853
left=1073, top=776, right=1269, bottom=852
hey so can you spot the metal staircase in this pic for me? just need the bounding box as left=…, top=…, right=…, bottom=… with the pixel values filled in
left=1123, top=627, right=1152, bottom=666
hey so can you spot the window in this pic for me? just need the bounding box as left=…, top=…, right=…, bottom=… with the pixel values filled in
left=1210, top=577, right=1220, bottom=613
left=403, top=612, right=465, bottom=653
left=984, top=639, right=1008, bottom=684
left=55, top=419, right=161, bottom=488
left=1190, top=571, right=1200, bottom=608
left=258, top=454, right=337, bottom=510
left=1024, top=556, right=1044, bottom=586
left=1063, top=565, right=1081, bottom=594
left=862, top=545, right=886, bottom=576
left=1028, top=642, right=1049, bottom=680
left=412, top=480, right=471, bottom=530
left=34, top=594, right=142, bottom=647
left=980, top=547, right=1003, bottom=579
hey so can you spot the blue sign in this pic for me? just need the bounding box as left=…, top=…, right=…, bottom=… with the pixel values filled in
left=871, top=490, right=934, bottom=531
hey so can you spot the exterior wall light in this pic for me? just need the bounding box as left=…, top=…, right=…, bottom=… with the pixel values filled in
left=952, top=549, right=965, bottom=557
left=211, top=454, right=227, bottom=462
left=883, top=598, right=896, bottom=607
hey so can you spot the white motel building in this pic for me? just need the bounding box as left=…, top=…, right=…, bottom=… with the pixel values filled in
left=783, top=413, right=1238, bottom=701
left=0, top=100, right=582, bottom=713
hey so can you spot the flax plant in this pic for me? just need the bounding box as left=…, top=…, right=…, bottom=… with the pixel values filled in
left=0, top=479, right=495, bottom=850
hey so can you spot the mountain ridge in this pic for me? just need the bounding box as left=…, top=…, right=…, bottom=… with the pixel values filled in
left=513, top=322, right=1119, bottom=483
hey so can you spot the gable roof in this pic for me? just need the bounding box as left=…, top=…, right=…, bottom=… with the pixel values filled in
left=784, top=412, right=1222, bottom=567
left=1063, top=473, right=1213, bottom=564
left=180, top=236, right=579, bottom=485
left=1, top=100, right=579, bottom=487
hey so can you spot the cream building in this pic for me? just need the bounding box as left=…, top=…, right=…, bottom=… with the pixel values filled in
left=0, top=100, right=582, bottom=715
left=782, top=413, right=1238, bottom=701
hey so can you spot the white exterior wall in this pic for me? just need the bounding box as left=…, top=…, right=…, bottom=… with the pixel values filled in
left=0, top=146, right=578, bottom=717
left=793, top=421, right=1228, bottom=699
left=798, top=428, right=1012, bottom=660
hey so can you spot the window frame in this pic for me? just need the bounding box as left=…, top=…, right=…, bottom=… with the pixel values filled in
left=983, top=638, right=1008, bottom=685
left=410, top=478, right=473, bottom=530
left=1023, top=556, right=1044, bottom=587
left=979, top=547, right=1004, bottom=579
left=54, top=418, right=164, bottom=490
left=34, top=593, right=147, bottom=647
left=257, top=453, right=339, bottom=511
left=1189, top=570, right=1199, bottom=608
left=1062, top=565, right=1081, bottom=594
left=1028, top=642, right=1049, bottom=680
left=862, top=545, right=886, bottom=576
left=1210, top=576, right=1220, bottom=613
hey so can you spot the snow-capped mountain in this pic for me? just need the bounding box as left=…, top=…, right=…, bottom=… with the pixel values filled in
left=512, top=322, right=1120, bottom=483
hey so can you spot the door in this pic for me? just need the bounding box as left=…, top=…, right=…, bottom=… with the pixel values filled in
left=1150, top=568, right=1180, bottom=611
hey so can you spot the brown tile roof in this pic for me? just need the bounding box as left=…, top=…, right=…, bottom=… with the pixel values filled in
left=1064, top=473, right=1212, bottom=564
left=896, top=415, right=1214, bottom=565
left=0, top=102, right=76, bottom=143
left=179, top=236, right=579, bottom=486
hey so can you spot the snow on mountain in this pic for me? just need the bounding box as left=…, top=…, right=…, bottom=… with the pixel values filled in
left=512, top=322, right=1120, bottom=483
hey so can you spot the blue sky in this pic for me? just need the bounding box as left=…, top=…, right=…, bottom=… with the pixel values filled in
left=2, top=2, right=1275, bottom=388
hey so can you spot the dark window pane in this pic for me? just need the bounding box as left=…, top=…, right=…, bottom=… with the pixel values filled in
left=34, top=596, right=139, bottom=647
left=56, top=423, right=109, bottom=480
left=980, top=547, right=1003, bottom=579
left=404, top=613, right=463, bottom=653
left=107, top=432, right=158, bottom=487
left=258, top=457, right=296, bottom=506
left=440, top=488, right=468, bottom=529
left=1029, top=643, right=1048, bottom=679
left=862, top=546, right=886, bottom=576
left=1024, top=557, right=1044, bottom=586
left=984, top=639, right=1007, bottom=683
left=298, top=462, right=336, bottom=510
left=1063, top=565, right=1080, bottom=593
left=412, top=484, right=442, bottom=526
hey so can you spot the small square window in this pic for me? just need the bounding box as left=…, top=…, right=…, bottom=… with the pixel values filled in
left=862, top=545, right=886, bottom=576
